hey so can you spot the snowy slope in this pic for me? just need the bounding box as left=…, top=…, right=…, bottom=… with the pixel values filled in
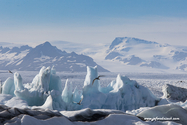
left=0, top=45, right=32, bottom=70
left=0, top=42, right=109, bottom=72
left=94, top=37, right=187, bottom=72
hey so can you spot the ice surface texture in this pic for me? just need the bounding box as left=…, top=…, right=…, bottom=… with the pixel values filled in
left=163, top=84, right=187, bottom=102
left=82, top=66, right=160, bottom=111
left=0, top=104, right=62, bottom=124
left=137, top=104, right=187, bottom=125
left=1, top=65, right=159, bottom=111
left=0, top=104, right=176, bottom=125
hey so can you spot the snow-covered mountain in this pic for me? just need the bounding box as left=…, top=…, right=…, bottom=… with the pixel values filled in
left=103, top=37, right=187, bottom=72
left=0, top=45, right=32, bottom=70
left=2, top=37, right=187, bottom=73
left=0, top=42, right=109, bottom=72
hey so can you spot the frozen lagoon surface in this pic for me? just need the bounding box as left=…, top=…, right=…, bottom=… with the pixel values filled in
left=1, top=67, right=187, bottom=125
left=2, top=70, right=186, bottom=98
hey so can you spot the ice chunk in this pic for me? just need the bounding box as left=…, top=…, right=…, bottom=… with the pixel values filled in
left=38, top=66, right=51, bottom=92
left=126, top=107, right=151, bottom=116
left=1, top=65, right=161, bottom=112
left=0, top=104, right=178, bottom=125
left=29, top=66, right=51, bottom=92
left=0, top=94, right=28, bottom=108
left=14, top=67, right=51, bottom=106
left=2, top=77, right=15, bottom=96
left=51, top=65, right=56, bottom=75
left=102, top=74, right=160, bottom=111
left=61, top=79, right=82, bottom=110
left=21, top=115, right=73, bottom=125
left=14, top=88, right=49, bottom=106
left=61, top=108, right=172, bottom=125
left=61, top=79, right=73, bottom=104
left=0, top=104, right=62, bottom=125
left=82, top=66, right=107, bottom=109
left=83, top=66, right=99, bottom=91
left=14, top=72, right=24, bottom=91
left=32, top=95, right=53, bottom=110
left=60, top=108, right=124, bottom=122
left=163, top=84, right=187, bottom=102
left=99, top=80, right=115, bottom=94
left=72, top=86, right=82, bottom=103
left=137, top=104, right=186, bottom=124
left=49, top=66, right=62, bottom=92
left=5, top=96, right=28, bottom=108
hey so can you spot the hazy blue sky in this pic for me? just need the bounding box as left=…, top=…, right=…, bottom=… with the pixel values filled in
left=0, top=0, right=187, bottom=47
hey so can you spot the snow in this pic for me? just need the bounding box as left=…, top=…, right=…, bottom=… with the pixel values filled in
left=32, top=95, right=53, bottom=110
left=61, top=79, right=73, bottom=104
left=34, top=55, right=51, bottom=63
left=0, top=94, right=28, bottom=108
left=1, top=66, right=160, bottom=112
left=100, top=74, right=159, bottom=111
left=92, top=37, right=187, bottom=73
left=14, top=72, right=24, bottom=91
left=60, top=108, right=125, bottom=121
left=162, top=84, right=187, bottom=102
left=16, top=60, right=23, bottom=65
left=0, top=48, right=30, bottom=67
left=21, top=115, right=72, bottom=125
left=137, top=104, right=186, bottom=124
left=2, top=66, right=187, bottom=124
left=2, top=77, right=15, bottom=96
left=3, top=107, right=179, bottom=125
left=75, top=63, right=86, bottom=67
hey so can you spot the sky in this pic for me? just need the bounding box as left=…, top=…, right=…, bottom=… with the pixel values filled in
left=0, top=0, right=187, bottom=47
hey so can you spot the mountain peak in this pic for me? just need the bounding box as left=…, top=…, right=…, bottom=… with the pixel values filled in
left=41, top=41, right=52, bottom=47
left=109, top=37, right=125, bottom=50
left=36, top=41, right=59, bottom=51
left=125, top=37, right=158, bottom=45
left=8, top=41, right=109, bottom=72
left=25, top=41, right=66, bottom=58
left=109, top=37, right=158, bottom=50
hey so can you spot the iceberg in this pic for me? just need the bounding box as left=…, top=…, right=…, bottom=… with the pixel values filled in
left=32, top=95, right=53, bottom=110
left=163, top=84, right=187, bottom=102
left=14, top=72, right=24, bottom=91
left=81, top=66, right=107, bottom=109
left=14, top=67, right=50, bottom=106
left=61, top=79, right=82, bottom=110
left=62, top=79, right=73, bottom=104
left=0, top=94, right=28, bottom=108
left=102, top=74, right=160, bottom=111
left=2, top=78, right=15, bottom=96
left=2, top=65, right=187, bottom=124
left=1, top=65, right=160, bottom=112
left=81, top=66, right=160, bottom=111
